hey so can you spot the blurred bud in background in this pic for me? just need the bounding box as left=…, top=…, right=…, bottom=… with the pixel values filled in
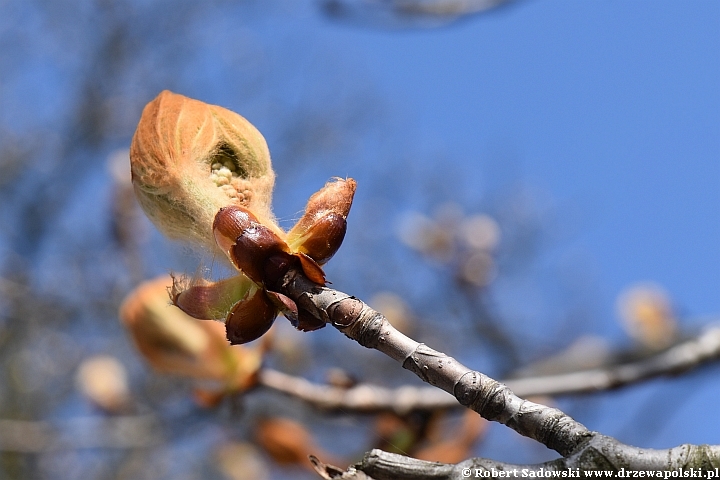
left=617, top=283, right=677, bottom=350
left=459, top=214, right=501, bottom=252
left=457, top=251, right=496, bottom=287
left=369, top=291, right=414, bottom=334
left=398, top=205, right=501, bottom=288
left=119, top=276, right=263, bottom=395
left=254, top=417, right=343, bottom=471
left=76, top=355, right=131, bottom=414
left=398, top=212, right=455, bottom=262
left=456, top=214, right=500, bottom=287
left=215, top=442, right=270, bottom=480
left=372, top=408, right=487, bottom=463
left=373, top=411, right=419, bottom=456
left=413, top=409, right=487, bottom=464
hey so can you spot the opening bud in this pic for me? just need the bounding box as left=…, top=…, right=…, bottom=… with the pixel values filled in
left=213, top=205, right=327, bottom=289
left=130, top=90, right=278, bottom=256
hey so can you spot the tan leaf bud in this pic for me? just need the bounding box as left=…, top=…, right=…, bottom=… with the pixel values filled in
left=617, top=283, right=677, bottom=350
left=130, top=90, right=278, bottom=254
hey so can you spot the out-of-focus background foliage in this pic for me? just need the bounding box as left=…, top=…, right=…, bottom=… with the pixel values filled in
left=0, top=1, right=718, bottom=479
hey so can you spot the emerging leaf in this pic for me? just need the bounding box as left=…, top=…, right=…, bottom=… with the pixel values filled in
left=120, top=276, right=262, bottom=389
left=172, top=274, right=254, bottom=320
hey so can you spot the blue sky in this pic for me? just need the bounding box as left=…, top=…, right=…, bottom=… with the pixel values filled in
left=260, top=1, right=720, bottom=453
left=290, top=0, right=720, bottom=322
left=206, top=0, right=720, bottom=441
left=208, top=2, right=719, bottom=454
left=2, top=0, right=718, bottom=472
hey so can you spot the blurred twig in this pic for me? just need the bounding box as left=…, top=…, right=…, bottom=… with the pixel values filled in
left=321, top=0, right=515, bottom=28
left=259, top=323, right=720, bottom=413
left=259, top=368, right=455, bottom=414
left=0, top=415, right=161, bottom=452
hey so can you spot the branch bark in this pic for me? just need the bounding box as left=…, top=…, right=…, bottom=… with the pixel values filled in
left=278, top=271, right=720, bottom=477
left=354, top=437, right=720, bottom=479
left=283, top=271, right=591, bottom=457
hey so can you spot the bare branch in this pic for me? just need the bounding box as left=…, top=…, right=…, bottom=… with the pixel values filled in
left=503, top=325, right=720, bottom=397
left=353, top=437, right=720, bottom=479
left=258, top=368, right=455, bottom=413
left=282, top=271, right=591, bottom=456
left=259, top=324, right=720, bottom=413
left=277, top=270, right=720, bottom=477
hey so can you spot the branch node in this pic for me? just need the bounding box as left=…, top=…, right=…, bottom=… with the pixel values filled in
left=328, top=297, right=364, bottom=328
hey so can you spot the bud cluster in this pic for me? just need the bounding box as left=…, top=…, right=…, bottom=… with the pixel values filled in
left=129, top=91, right=357, bottom=344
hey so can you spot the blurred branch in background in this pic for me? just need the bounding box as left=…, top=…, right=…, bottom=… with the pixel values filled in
left=1, top=0, right=718, bottom=478
left=0, top=416, right=161, bottom=453
left=258, top=321, right=720, bottom=412
left=321, top=0, right=515, bottom=28
left=275, top=271, right=720, bottom=477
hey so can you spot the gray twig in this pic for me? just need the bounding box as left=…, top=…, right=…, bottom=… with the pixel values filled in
left=259, top=324, right=720, bottom=413
left=0, top=415, right=161, bottom=452
left=283, top=271, right=591, bottom=456
left=355, top=439, right=720, bottom=480
left=278, top=271, right=720, bottom=476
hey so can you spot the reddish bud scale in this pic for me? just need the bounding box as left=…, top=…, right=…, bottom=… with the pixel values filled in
left=213, top=205, right=255, bottom=269
left=293, top=213, right=347, bottom=265
left=209, top=185, right=359, bottom=342
left=296, top=308, right=326, bottom=332
left=213, top=205, right=326, bottom=289
left=263, top=253, right=295, bottom=290
left=286, top=178, right=356, bottom=265
left=226, top=288, right=278, bottom=345
left=230, top=228, right=292, bottom=288
left=174, top=282, right=224, bottom=320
